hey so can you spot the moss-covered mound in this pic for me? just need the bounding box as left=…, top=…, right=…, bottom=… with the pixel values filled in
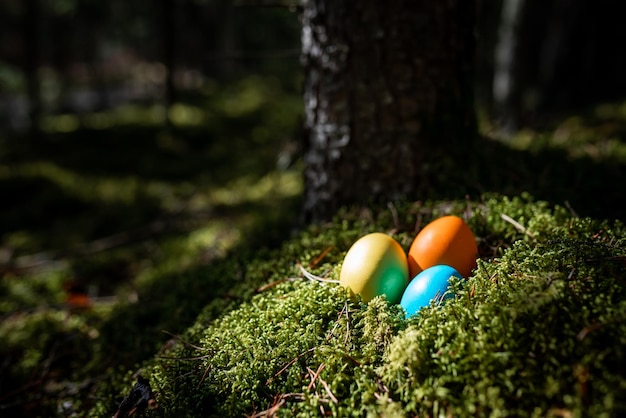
left=97, top=194, right=626, bottom=417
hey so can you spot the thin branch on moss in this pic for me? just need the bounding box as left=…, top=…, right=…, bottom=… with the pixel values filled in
left=318, top=375, right=338, bottom=404
left=256, top=278, right=294, bottom=293
left=500, top=213, right=536, bottom=238
left=158, top=331, right=214, bottom=366
left=305, top=363, right=337, bottom=409
left=387, top=201, right=400, bottom=233
left=266, top=347, right=317, bottom=385
left=413, top=211, right=424, bottom=235
left=158, top=354, right=212, bottom=361
left=246, top=393, right=305, bottom=418
left=161, top=330, right=207, bottom=352
left=548, top=408, right=575, bottom=418
left=198, top=363, right=211, bottom=387
left=576, top=322, right=605, bottom=341
left=342, top=352, right=362, bottom=366
left=324, top=301, right=351, bottom=345
left=343, top=301, right=351, bottom=346
left=309, top=246, right=335, bottom=268
left=297, top=263, right=340, bottom=284
left=307, top=363, right=326, bottom=390
left=564, top=200, right=579, bottom=218
left=373, top=380, right=391, bottom=402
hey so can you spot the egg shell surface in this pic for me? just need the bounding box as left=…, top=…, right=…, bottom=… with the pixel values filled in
left=339, top=233, right=409, bottom=304
left=400, top=265, right=463, bottom=318
left=408, top=215, right=478, bottom=279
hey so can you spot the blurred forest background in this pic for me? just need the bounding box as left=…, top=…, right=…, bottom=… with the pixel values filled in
left=1, top=0, right=626, bottom=416
left=3, top=0, right=626, bottom=133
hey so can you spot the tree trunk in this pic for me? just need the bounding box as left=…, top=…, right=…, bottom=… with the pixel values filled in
left=23, top=0, right=41, bottom=137
left=301, top=0, right=476, bottom=222
left=492, top=0, right=525, bottom=133
left=162, top=0, right=176, bottom=128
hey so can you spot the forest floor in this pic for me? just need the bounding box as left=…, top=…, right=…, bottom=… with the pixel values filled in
left=1, top=83, right=626, bottom=416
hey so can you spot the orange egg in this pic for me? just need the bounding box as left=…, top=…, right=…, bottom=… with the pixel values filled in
left=408, top=215, right=478, bottom=278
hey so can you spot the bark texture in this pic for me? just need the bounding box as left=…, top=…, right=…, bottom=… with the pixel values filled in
left=301, top=0, right=476, bottom=222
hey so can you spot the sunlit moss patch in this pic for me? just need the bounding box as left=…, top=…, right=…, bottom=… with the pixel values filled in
left=101, top=195, right=626, bottom=417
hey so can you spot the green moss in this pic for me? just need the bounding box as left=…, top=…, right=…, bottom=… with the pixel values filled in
left=97, top=195, right=626, bottom=417
left=4, top=89, right=626, bottom=416
left=383, top=226, right=626, bottom=417
left=0, top=309, right=104, bottom=416
left=146, top=283, right=404, bottom=417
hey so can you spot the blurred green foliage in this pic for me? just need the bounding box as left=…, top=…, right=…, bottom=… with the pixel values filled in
left=0, top=73, right=303, bottom=416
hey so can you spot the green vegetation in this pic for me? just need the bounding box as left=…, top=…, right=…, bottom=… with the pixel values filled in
left=0, top=75, right=304, bottom=416
left=1, top=88, right=626, bottom=416
left=91, top=195, right=626, bottom=417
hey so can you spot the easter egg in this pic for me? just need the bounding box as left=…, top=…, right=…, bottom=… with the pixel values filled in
left=400, top=265, right=463, bottom=318
left=339, top=233, right=409, bottom=304
left=408, top=215, right=477, bottom=279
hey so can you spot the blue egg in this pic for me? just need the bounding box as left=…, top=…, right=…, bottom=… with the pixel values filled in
left=400, top=265, right=463, bottom=318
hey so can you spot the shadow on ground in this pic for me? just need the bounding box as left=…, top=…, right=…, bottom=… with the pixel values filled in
left=473, top=137, right=626, bottom=221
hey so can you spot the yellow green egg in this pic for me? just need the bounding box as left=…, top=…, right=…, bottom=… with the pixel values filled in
left=339, top=233, right=409, bottom=303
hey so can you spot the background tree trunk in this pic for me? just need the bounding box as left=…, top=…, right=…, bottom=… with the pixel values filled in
left=492, top=0, right=525, bottom=133
left=301, top=0, right=476, bottom=222
left=162, top=0, right=177, bottom=129
left=23, top=0, right=41, bottom=138
left=481, top=0, right=626, bottom=129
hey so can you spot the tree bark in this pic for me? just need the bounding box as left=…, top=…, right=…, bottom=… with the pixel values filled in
left=492, top=0, right=525, bottom=133
left=162, top=0, right=177, bottom=128
left=23, top=0, right=41, bottom=137
left=301, top=0, right=476, bottom=222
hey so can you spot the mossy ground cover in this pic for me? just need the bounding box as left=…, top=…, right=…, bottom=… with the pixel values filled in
left=91, top=195, right=626, bottom=417
left=1, top=92, right=626, bottom=417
